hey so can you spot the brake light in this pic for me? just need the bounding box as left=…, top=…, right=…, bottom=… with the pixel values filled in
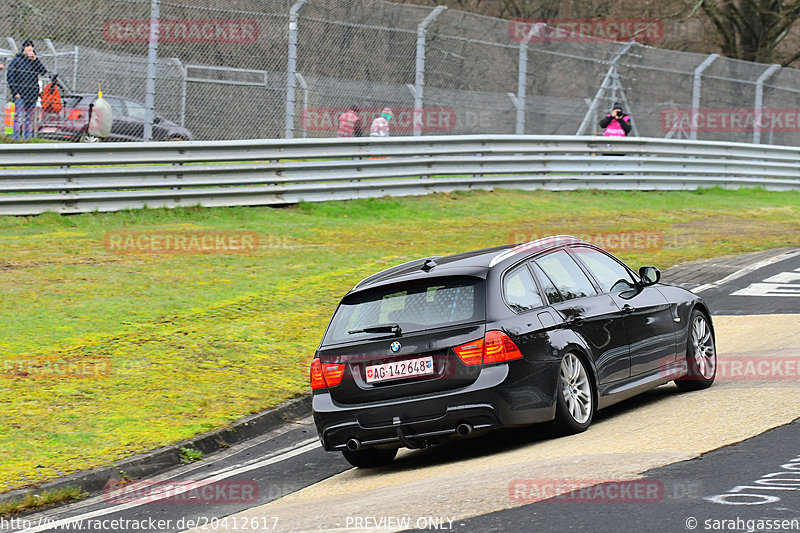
left=310, top=358, right=346, bottom=390
left=453, top=338, right=484, bottom=365
left=483, top=330, right=523, bottom=364
left=454, top=331, right=522, bottom=366
left=67, top=109, right=83, bottom=120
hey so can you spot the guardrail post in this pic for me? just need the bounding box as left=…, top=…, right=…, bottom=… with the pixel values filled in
left=690, top=53, right=717, bottom=141
left=285, top=0, right=307, bottom=139
left=143, top=0, right=160, bottom=141
left=414, top=6, right=447, bottom=137
left=754, top=64, right=780, bottom=145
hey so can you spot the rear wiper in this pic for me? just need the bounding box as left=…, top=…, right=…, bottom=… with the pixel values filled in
left=348, top=323, right=402, bottom=336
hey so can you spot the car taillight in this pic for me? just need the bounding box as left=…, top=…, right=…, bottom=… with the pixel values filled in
left=67, top=109, right=83, bottom=120
left=483, top=330, right=523, bottom=364
left=310, top=358, right=346, bottom=390
left=454, top=331, right=522, bottom=366
left=453, top=339, right=484, bottom=365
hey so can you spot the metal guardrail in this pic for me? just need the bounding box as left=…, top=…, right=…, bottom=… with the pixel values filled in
left=1, top=135, right=799, bottom=215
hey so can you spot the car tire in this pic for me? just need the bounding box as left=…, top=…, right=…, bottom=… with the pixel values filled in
left=674, top=309, right=716, bottom=392
left=167, top=135, right=186, bottom=141
left=553, top=352, right=595, bottom=435
left=342, top=447, right=398, bottom=468
left=79, top=134, right=101, bottom=143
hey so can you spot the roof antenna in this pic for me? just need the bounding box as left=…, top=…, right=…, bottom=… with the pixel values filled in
left=421, top=259, right=437, bottom=272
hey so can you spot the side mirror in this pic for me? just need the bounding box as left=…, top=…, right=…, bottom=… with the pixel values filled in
left=639, top=266, right=661, bottom=286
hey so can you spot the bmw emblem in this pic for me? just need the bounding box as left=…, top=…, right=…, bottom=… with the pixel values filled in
left=390, top=341, right=402, bottom=353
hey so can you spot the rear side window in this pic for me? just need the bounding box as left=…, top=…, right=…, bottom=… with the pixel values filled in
left=535, top=250, right=597, bottom=301
left=504, top=266, right=544, bottom=312
left=323, top=277, right=485, bottom=345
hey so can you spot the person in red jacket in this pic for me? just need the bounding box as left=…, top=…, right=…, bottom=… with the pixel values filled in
left=599, top=102, right=631, bottom=137
left=337, top=106, right=363, bottom=137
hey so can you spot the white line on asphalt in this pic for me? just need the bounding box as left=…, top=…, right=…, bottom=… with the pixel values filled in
left=692, top=248, right=800, bottom=294
left=14, top=439, right=320, bottom=533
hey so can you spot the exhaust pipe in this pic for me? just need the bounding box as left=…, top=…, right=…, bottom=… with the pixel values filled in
left=456, top=423, right=473, bottom=437
left=346, top=438, right=362, bottom=451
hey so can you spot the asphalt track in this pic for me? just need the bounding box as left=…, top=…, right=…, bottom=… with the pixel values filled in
left=5, top=249, right=800, bottom=533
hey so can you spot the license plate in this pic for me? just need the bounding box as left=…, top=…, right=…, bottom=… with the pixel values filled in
left=40, top=126, right=57, bottom=132
left=365, top=356, right=434, bottom=383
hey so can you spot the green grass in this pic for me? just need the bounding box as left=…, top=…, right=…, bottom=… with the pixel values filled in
left=1, top=187, right=799, bottom=494
left=0, top=486, right=87, bottom=517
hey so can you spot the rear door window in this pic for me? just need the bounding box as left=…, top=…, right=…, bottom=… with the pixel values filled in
left=323, top=277, right=485, bottom=345
left=535, top=250, right=597, bottom=301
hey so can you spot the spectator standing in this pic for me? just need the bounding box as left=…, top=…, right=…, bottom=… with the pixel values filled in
left=369, top=108, right=393, bottom=137
left=599, top=102, right=631, bottom=137
left=6, top=39, right=47, bottom=140
left=337, top=106, right=363, bottom=137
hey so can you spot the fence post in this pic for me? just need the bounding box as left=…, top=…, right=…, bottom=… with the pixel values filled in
left=143, top=0, right=160, bottom=141
left=515, top=23, right=544, bottom=134
left=296, top=73, right=309, bottom=138
left=690, top=53, right=717, bottom=140
left=73, top=46, right=79, bottom=90
left=754, top=64, right=780, bottom=145
left=285, top=0, right=307, bottom=139
left=172, top=58, right=187, bottom=127
left=414, top=6, right=447, bottom=137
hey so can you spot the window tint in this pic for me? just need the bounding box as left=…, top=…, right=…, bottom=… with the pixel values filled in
left=323, top=277, right=485, bottom=344
left=530, top=262, right=561, bottom=304
left=504, top=266, right=544, bottom=313
left=103, top=97, right=126, bottom=117
left=125, top=100, right=147, bottom=120
left=535, top=250, right=597, bottom=301
left=572, top=247, right=637, bottom=293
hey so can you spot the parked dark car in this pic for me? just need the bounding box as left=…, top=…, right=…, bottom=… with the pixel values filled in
left=311, top=235, right=717, bottom=468
left=37, top=93, right=192, bottom=142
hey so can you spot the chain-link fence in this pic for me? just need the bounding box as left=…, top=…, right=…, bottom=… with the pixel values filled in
left=3, top=0, right=800, bottom=144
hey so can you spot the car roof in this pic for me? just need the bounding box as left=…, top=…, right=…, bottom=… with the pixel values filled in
left=351, top=235, right=588, bottom=293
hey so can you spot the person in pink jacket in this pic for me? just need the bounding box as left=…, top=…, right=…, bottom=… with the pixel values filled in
left=599, top=102, right=631, bottom=136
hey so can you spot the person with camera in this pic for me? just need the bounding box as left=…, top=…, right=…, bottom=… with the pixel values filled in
left=599, top=102, right=631, bottom=137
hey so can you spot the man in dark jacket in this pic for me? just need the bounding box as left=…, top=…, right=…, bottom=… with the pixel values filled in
left=6, top=39, right=47, bottom=140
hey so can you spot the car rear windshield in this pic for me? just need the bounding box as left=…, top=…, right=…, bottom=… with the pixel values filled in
left=322, top=276, right=485, bottom=345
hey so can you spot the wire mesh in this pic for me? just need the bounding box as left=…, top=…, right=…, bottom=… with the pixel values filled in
left=1, top=0, right=800, bottom=144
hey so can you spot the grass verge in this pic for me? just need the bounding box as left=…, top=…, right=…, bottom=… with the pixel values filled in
left=0, top=187, right=798, bottom=493
left=0, top=486, right=87, bottom=517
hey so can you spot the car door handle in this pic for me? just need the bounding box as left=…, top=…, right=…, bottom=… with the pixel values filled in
left=567, top=315, right=585, bottom=326
left=622, top=304, right=635, bottom=315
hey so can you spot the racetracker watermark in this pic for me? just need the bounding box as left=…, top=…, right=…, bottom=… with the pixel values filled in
left=104, top=231, right=261, bottom=254
left=1, top=358, right=111, bottom=380
left=104, top=19, right=259, bottom=43
left=508, top=231, right=666, bottom=253
left=104, top=480, right=258, bottom=505
left=301, top=107, right=456, bottom=133
left=509, top=19, right=664, bottom=43
left=672, top=356, right=800, bottom=382
left=510, top=479, right=681, bottom=503
left=660, top=108, right=800, bottom=132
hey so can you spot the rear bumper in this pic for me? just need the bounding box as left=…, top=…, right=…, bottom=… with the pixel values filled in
left=313, top=363, right=558, bottom=451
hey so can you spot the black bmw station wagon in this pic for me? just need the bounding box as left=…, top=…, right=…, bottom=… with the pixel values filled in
left=311, top=236, right=716, bottom=468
